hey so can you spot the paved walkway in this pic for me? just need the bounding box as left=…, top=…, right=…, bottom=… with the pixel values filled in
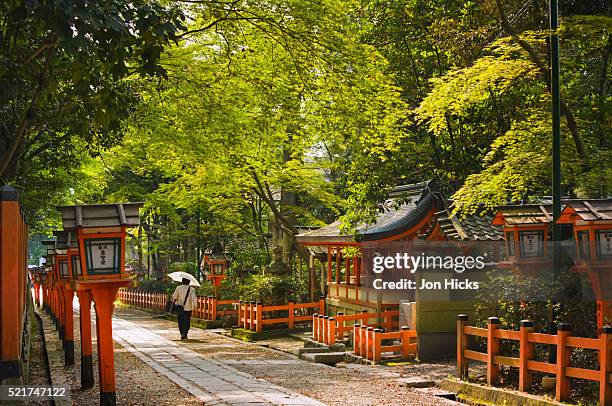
left=112, top=316, right=325, bottom=406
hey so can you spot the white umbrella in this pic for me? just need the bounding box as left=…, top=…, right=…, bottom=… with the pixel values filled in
left=167, top=271, right=201, bottom=287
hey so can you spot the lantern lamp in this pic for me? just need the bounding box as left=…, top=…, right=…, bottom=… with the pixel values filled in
left=54, top=231, right=74, bottom=281
left=57, top=203, right=142, bottom=280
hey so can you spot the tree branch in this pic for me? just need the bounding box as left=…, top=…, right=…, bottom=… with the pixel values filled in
left=495, top=0, right=587, bottom=163
left=0, top=41, right=56, bottom=179
left=249, top=170, right=298, bottom=235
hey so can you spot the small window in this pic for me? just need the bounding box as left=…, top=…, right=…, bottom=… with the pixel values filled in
left=505, top=232, right=515, bottom=256
left=59, top=259, right=70, bottom=279
left=71, top=255, right=82, bottom=278
left=576, top=231, right=590, bottom=259
left=595, top=230, right=612, bottom=258
left=519, top=231, right=544, bottom=257
left=214, top=264, right=224, bottom=275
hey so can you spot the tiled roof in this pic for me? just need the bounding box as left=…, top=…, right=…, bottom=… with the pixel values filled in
left=492, top=205, right=553, bottom=225
left=494, top=198, right=612, bottom=225
left=296, top=181, right=441, bottom=243
left=203, top=252, right=231, bottom=262
left=437, top=207, right=504, bottom=241
left=561, top=199, right=612, bottom=221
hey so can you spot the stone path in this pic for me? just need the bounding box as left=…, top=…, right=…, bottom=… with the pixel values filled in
left=112, top=316, right=325, bottom=406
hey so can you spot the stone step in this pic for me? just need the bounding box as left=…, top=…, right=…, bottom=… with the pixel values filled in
left=300, top=352, right=346, bottom=365
left=298, top=347, right=331, bottom=355
left=395, top=376, right=436, bottom=388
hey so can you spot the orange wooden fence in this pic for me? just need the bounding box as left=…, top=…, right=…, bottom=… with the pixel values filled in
left=0, top=185, right=29, bottom=381
left=117, top=289, right=239, bottom=321
left=456, top=315, right=612, bottom=405
left=239, top=299, right=325, bottom=332
left=193, top=296, right=238, bottom=321
left=117, top=289, right=167, bottom=312
left=353, top=324, right=417, bottom=363
left=312, top=308, right=400, bottom=346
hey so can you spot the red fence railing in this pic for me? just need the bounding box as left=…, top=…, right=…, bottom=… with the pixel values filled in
left=456, top=315, right=612, bottom=405
left=238, top=299, right=325, bottom=332
left=353, top=324, right=417, bottom=363
left=193, top=296, right=238, bottom=321
left=312, top=309, right=399, bottom=346
left=117, top=289, right=238, bottom=321
left=117, top=289, right=167, bottom=312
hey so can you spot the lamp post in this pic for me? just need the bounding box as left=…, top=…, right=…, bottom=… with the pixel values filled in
left=42, top=240, right=58, bottom=326
left=549, top=0, right=562, bottom=364
left=57, top=203, right=142, bottom=405
left=55, top=230, right=78, bottom=366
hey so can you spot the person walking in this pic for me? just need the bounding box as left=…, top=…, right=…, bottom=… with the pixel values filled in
left=171, top=278, right=197, bottom=340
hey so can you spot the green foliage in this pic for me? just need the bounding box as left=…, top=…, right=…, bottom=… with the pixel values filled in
left=236, top=273, right=289, bottom=303
left=420, top=16, right=612, bottom=212
left=137, top=278, right=174, bottom=295
left=168, top=262, right=198, bottom=276
left=1, top=0, right=185, bottom=229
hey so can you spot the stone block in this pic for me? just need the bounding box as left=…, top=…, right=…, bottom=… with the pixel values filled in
left=299, top=352, right=345, bottom=365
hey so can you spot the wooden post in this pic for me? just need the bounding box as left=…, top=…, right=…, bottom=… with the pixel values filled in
left=519, top=320, right=533, bottom=392
left=335, top=248, right=340, bottom=297
left=383, top=307, right=392, bottom=331
left=401, top=326, right=411, bottom=359
left=256, top=302, right=263, bottom=332
left=555, top=323, right=571, bottom=401
left=76, top=289, right=94, bottom=388
left=359, top=325, right=367, bottom=357
left=344, top=256, right=350, bottom=285
left=328, top=317, right=336, bottom=346
left=319, top=296, right=325, bottom=315
left=366, top=327, right=374, bottom=360
left=336, top=312, right=343, bottom=342
left=373, top=328, right=383, bottom=363
left=0, top=185, right=21, bottom=380
left=353, top=323, right=361, bottom=355
left=457, top=315, right=468, bottom=379
left=288, top=301, right=294, bottom=329
left=361, top=309, right=368, bottom=327
left=249, top=301, right=255, bottom=331
left=321, top=316, right=327, bottom=344
left=212, top=297, right=218, bottom=321
left=312, top=313, right=319, bottom=340
left=63, top=287, right=75, bottom=365
left=487, top=317, right=500, bottom=385
left=58, top=285, right=65, bottom=342
left=317, top=314, right=325, bottom=343
left=600, top=326, right=611, bottom=406
left=326, top=247, right=332, bottom=284
left=597, top=301, right=611, bottom=334
left=91, top=285, right=123, bottom=405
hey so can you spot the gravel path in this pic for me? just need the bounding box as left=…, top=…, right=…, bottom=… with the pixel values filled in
left=114, top=307, right=455, bottom=405
left=66, top=302, right=202, bottom=406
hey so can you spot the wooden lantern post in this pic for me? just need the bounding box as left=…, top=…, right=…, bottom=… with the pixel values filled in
left=54, top=230, right=77, bottom=366
left=41, top=241, right=57, bottom=323
left=203, top=253, right=230, bottom=289
left=58, top=203, right=142, bottom=405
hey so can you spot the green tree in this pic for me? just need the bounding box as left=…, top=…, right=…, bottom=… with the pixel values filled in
left=1, top=0, right=185, bottom=228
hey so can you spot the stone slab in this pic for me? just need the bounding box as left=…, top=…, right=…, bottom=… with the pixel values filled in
left=299, top=352, right=345, bottom=365
left=395, top=376, right=435, bottom=388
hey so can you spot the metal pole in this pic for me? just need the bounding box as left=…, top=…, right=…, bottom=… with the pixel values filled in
left=549, top=0, right=562, bottom=364
left=551, top=0, right=561, bottom=246
left=196, top=208, right=201, bottom=282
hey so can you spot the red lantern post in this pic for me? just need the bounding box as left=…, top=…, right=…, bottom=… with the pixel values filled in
left=58, top=203, right=142, bottom=405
